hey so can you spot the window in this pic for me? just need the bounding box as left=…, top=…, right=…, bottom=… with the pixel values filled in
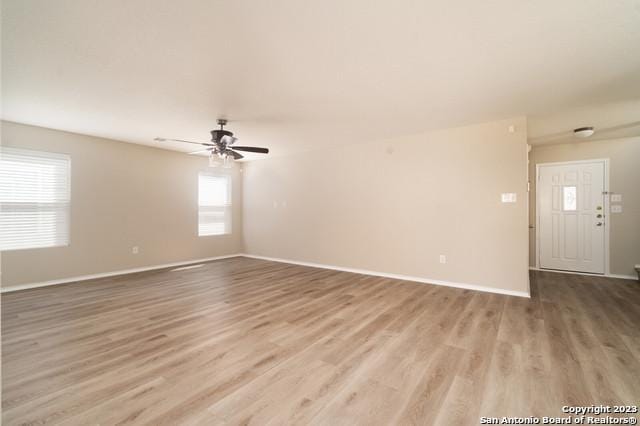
left=198, top=173, right=231, bottom=236
left=0, top=147, right=71, bottom=250
left=563, top=186, right=577, bottom=211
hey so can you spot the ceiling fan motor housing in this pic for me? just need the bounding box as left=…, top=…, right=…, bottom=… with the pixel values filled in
left=211, top=129, right=234, bottom=143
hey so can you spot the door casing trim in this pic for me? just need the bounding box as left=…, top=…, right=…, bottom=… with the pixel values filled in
left=535, top=158, right=610, bottom=275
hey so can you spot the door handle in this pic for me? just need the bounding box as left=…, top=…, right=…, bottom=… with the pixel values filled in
left=596, top=222, right=603, bottom=226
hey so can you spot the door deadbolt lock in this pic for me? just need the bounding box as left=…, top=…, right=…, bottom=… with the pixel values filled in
left=596, top=206, right=603, bottom=210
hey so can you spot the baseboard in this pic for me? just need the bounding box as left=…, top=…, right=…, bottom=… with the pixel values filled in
left=1, top=254, right=243, bottom=293
left=609, top=273, right=639, bottom=280
left=528, top=267, right=638, bottom=281
left=1, top=252, right=536, bottom=297
left=241, top=253, right=530, bottom=298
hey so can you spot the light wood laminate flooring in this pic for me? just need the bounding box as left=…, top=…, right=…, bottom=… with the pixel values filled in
left=2, top=257, right=639, bottom=425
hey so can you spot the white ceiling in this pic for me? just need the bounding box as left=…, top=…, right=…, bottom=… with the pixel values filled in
left=2, top=0, right=640, bottom=158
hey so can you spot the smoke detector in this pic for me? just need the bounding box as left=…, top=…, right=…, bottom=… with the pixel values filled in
left=574, top=127, right=595, bottom=138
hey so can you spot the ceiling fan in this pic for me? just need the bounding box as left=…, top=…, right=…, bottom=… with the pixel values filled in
left=154, top=119, right=269, bottom=166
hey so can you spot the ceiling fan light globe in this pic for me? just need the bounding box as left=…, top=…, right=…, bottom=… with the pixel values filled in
left=208, top=153, right=224, bottom=168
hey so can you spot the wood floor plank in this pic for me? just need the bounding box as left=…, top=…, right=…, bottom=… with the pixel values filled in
left=2, top=257, right=639, bottom=425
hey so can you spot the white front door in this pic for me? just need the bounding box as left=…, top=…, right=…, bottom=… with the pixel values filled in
left=538, top=161, right=606, bottom=274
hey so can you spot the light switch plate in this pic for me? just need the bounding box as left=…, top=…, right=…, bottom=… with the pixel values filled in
left=611, top=194, right=622, bottom=202
left=611, top=205, right=622, bottom=213
left=501, top=193, right=517, bottom=203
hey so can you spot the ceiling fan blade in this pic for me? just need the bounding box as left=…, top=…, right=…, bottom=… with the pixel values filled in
left=220, top=135, right=238, bottom=145
left=155, top=137, right=213, bottom=146
left=188, top=148, right=212, bottom=155
left=231, top=146, right=269, bottom=154
left=227, top=150, right=244, bottom=160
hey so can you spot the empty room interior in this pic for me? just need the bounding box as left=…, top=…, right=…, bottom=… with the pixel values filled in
left=1, top=1, right=639, bottom=425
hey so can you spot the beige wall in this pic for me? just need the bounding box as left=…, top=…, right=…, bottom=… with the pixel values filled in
left=243, top=117, right=530, bottom=294
left=1, top=121, right=243, bottom=287
left=528, top=137, right=640, bottom=277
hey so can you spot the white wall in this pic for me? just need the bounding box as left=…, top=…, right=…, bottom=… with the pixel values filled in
left=243, top=117, right=530, bottom=295
left=1, top=121, right=243, bottom=288
left=2, top=117, right=533, bottom=294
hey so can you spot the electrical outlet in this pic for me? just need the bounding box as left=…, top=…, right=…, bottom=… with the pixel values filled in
left=132, top=246, right=139, bottom=255
left=439, top=255, right=446, bottom=264
left=611, top=194, right=622, bottom=202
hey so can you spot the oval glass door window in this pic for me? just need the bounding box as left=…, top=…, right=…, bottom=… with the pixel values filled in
left=563, top=186, right=577, bottom=211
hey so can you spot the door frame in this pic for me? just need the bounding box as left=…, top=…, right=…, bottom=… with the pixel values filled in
left=535, top=158, right=610, bottom=275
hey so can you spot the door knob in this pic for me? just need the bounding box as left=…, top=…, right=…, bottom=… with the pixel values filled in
left=596, top=222, right=603, bottom=226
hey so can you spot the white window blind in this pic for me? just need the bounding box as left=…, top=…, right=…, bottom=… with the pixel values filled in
left=0, top=147, right=71, bottom=251
left=198, top=173, right=231, bottom=236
